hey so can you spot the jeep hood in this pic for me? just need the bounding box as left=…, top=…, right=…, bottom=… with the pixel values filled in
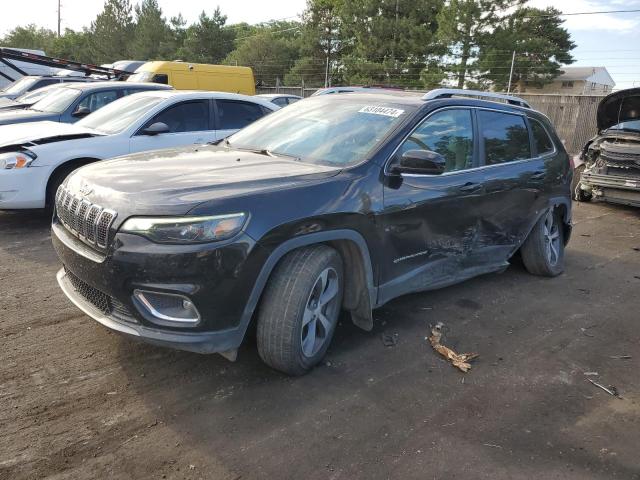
left=0, top=121, right=102, bottom=151
left=65, top=145, right=342, bottom=214
left=597, top=88, right=640, bottom=131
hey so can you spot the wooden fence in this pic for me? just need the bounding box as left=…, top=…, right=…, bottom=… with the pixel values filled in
left=256, top=87, right=605, bottom=155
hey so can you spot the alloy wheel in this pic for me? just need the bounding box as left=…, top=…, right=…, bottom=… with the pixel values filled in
left=300, top=267, right=340, bottom=358
left=543, top=210, right=561, bottom=266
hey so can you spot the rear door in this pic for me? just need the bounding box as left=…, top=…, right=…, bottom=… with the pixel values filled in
left=470, top=108, right=540, bottom=262
left=214, top=99, right=270, bottom=139
left=128, top=99, right=213, bottom=153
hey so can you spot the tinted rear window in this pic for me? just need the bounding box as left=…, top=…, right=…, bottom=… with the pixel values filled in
left=478, top=110, right=531, bottom=165
left=530, top=118, right=554, bottom=155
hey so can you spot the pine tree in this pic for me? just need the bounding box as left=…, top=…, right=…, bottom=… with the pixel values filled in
left=132, top=0, right=174, bottom=60
left=90, top=0, right=135, bottom=63
left=436, top=0, right=525, bottom=88
left=476, top=7, right=575, bottom=91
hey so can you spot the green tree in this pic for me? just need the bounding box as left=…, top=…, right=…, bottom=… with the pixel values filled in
left=177, top=8, right=236, bottom=64
left=0, top=25, right=57, bottom=51
left=436, top=0, right=525, bottom=88
left=89, top=0, right=135, bottom=63
left=224, top=22, right=302, bottom=85
left=50, top=28, right=95, bottom=63
left=132, top=0, right=174, bottom=60
left=340, top=0, right=444, bottom=88
left=476, top=7, right=575, bottom=91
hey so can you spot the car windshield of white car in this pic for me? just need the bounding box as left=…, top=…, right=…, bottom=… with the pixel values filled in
left=76, top=94, right=165, bottom=134
left=227, top=97, right=413, bottom=167
left=3, top=77, right=38, bottom=95
left=30, top=87, right=81, bottom=113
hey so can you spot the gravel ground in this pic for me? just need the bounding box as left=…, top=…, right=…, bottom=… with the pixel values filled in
left=1, top=201, right=639, bottom=480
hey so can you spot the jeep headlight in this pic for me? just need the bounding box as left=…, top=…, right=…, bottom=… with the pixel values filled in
left=120, top=213, right=247, bottom=244
left=1, top=151, right=36, bottom=169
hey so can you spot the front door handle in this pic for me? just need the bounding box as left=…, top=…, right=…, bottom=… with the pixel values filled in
left=459, top=182, right=482, bottom=193
left=530, top=171, right=546, bottom=180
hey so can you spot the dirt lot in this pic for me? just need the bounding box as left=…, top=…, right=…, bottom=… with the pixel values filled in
left=1, top=201, right=639, bottom=480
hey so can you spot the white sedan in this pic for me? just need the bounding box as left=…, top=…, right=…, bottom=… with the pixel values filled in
left=0, top=91, right=278, bottom=210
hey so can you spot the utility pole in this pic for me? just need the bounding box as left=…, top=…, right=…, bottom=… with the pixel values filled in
left=324, top=23, right=331, bottom=88
left=57, top=0, right=62, bottom=37
left=507, top=50, right=515, bottom=94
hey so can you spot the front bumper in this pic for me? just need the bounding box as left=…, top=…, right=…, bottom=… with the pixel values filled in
left=57, top=268, right=243, bottom=355
left=581, top=170, right=640, bottom=206
left=52, top=219, right=268, bottom=355
left=0, top=166, right=50, bottom=209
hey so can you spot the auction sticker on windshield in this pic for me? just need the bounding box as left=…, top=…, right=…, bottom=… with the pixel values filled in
left=358, top=106, right=405, bottom=118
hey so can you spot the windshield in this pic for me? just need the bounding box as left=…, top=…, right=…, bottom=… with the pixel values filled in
left=127, top=71, right=153, bottom=83
left=227, top=97, right=412, bottom=167
left=77, top=94, right=164, bottom=134
left=16, top=85, right=59, bottom=104
left=30, top=87, right=81, bottom=113
left=607, top=119, right=640, bottom=133
left=3, top=77, right=38, bottom=95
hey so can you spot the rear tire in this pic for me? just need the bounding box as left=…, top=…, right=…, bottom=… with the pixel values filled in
left=572, top=164, right=592, bottom=202
left=257, top=245, right=343, bottom=376
left=521, top=208, right=565, bottom=277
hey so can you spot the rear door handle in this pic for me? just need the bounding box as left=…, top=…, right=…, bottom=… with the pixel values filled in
left=530, top=171, right=546, bottom=180
left=459, top=182, right=482, bottom=193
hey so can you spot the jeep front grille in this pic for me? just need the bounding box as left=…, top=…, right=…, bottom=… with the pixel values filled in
left=55, top=186, right=117, bottom=249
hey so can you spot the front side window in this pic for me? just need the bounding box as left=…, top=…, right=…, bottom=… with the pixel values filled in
left=76, top=90, right=120, bottom=112
left=397, top=109, right=474, bottom=173
left=217, top=100, right=266, bottom=130
left=478, top=110, right=531, bottom=165
left=145, top=100, right=209, bottom=133
left=228, top=97, right=413, bottom=167
left=530, top=119, right=554, bottom=156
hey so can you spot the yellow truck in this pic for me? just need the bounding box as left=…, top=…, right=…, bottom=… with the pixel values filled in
left=128, top=61, right=255, bottom=95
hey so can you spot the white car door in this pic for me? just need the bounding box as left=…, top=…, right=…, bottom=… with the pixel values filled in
left=214, top=99, right=272, bottom=140
left=129, top=99, right=216, bottom=153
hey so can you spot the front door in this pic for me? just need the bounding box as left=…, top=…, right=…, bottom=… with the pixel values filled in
left=129, top=99, right=214, bottom=153
left=379, top=107, right=486, bottom=303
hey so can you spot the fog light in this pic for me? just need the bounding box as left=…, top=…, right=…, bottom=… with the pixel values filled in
left=133, top=289, right=201, bottom=326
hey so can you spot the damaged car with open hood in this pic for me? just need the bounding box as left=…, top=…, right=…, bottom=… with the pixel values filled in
left=575, top=88, right=640, bottom=206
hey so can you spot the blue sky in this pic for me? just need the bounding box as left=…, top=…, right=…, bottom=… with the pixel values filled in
left=1, top=0, right=639, bottom=90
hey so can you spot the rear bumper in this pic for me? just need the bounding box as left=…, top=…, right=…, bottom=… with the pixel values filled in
left=581, top=171, right=640, bottom=206
left=56, top=268, right=244, bottom=355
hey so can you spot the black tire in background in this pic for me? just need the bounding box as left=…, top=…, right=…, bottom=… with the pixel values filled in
left=257, top=245, right=344, bottom=376
left=520, top=208, right=565, bottom=277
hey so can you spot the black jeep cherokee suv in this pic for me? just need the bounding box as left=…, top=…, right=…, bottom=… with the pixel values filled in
left=52, top=89, right=572, bottom=375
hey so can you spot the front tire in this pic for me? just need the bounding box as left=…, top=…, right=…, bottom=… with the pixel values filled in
left=257, top=245, right=343, bottom=376
left=521, top=208, right=565, bottom=277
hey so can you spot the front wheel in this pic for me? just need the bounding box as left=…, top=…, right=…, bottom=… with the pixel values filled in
left=520, top=208, right=565, bottom=277
left=257, top=245, right=344, bottom=376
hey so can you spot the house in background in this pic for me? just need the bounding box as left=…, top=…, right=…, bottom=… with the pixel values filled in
left=522, top=67, right=616, bottom=95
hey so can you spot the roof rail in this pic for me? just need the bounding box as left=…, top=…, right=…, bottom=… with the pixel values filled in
left=422, top=88, right=531, bottom=109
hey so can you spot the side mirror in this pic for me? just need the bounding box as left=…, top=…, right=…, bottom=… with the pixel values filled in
left=141, top=122, right=170, bottom=136
left=72, top=106, right=91, bottom=118
left=395, top=149, right=446, bottom=175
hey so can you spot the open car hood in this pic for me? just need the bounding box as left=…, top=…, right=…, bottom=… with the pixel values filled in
left=597, top=88, right=640, bottom=131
